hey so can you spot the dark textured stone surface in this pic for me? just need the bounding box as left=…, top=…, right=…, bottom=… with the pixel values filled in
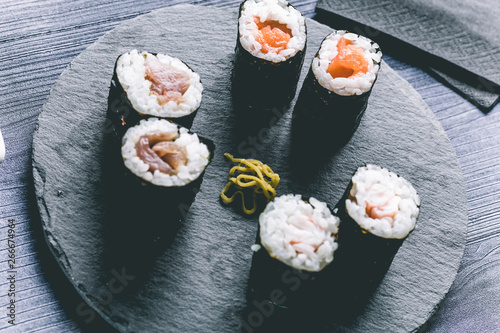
left=32, top=5, right=467, bottom=333
left=315, top=0, right=500, bottom=111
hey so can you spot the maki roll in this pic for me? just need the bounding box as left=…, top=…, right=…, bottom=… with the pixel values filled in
left=121, top=118, right=211, bottom=188
left=107, top=50, right=203, bottom=136
left=292, top=31, right=382, bottom=153
left=233, top=0, right=307, bottom=109
left=341, top=165, right=420, bottom=241
left=259, top=194, right=340, bottom=272
left=242, top=195, right=340, bottom=332
left=103, top=118, right=213, bottom=276
left=327, top=164, right=420, bottom=318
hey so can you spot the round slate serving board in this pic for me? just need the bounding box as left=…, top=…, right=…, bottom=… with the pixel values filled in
left=32, top=4, right=468, bottom=333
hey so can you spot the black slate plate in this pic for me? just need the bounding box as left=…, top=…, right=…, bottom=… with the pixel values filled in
left=32, top=4, right=468, bottom=333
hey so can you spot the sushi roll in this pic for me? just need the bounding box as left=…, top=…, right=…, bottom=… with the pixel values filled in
left=241, top=194, right=340, bottom=331
left=341, top=165, right=420, bottom=241
left=102, top=119, right=213, bottom=275
left=335, top=164, right=419, bottom=268
left=326, top=164, right=420, bottom=318
left=121, top=118, right=212, bottom=188
left=292, top=30, right=382, bottom=152
left=259, top=194, right=340, bottom=272
left=232, top=0, right=307, bottom=109
left=107, top=50, right=203, bottom=137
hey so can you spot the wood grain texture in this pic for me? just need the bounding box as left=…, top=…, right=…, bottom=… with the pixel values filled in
left=0, top=0, right=499, bottom=332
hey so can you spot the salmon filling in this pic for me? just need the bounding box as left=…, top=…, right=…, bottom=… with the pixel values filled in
left=135, top=131, right=188, bottom=175
left=145, top=58, right=190, bottom=105
left=254, top=17, right=292, bottom=54
left=327, top=37, right=369, bottom=79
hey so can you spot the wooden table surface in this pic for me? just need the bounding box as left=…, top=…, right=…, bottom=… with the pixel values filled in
left=0, top=1, right=499, bottom=332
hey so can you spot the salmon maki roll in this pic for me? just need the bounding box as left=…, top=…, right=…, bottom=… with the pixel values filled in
left=107, top=50, right=203, bottom=137
left=312, top=33, right=381, bottom=97
left=292, top=31, right=382, bottom=153
left=233, top=0, right=307, bottom=109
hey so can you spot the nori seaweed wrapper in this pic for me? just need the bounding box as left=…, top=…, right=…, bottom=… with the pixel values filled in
left=292, top=31, right=382, bottom=155
left=106, top=52, right=199, bottom=140
left=232, top=1, right=306, bottom=111
left=241, top=240, right=319, bottom=332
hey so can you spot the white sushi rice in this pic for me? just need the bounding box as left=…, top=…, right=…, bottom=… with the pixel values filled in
left=345, top=165, right=420, bottom=239
left=121, top=118, right=210, bottom=187
left=259, top=194, right=340, bottom=272
left=239, top=0, right=306, bottom=62
left=312, top=31, right=382, bottom=96
left=115, top=50, right=203, bottom=118
left=251, top=244, right=262, bottom=252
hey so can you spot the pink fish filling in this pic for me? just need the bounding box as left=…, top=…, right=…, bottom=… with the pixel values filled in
left=145, top=59, right=190, bottom=105
left=364, top=183, right=401, bottom=219
left=135, top=131, right=188, bottom=175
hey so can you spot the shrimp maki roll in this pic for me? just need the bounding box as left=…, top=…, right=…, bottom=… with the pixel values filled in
left=293, top=31, right=382, bottom=152
left=341, top=165, right=420, bottom=241
left=107, top=50, right=203, bottom=137
left=233, top=0, right=306, bottom=109
left=242, top=194, right=340, bottom=331
left=259, top=194, right=340, bottom=272
left=327, top=164, right=420, bottom=318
